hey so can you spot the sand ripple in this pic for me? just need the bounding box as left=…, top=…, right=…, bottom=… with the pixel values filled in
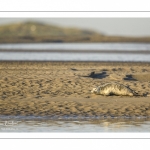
left=0, top=62, right=150, bottom=117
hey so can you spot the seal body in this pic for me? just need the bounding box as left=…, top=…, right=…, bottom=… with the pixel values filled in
left=91, top=83, right=136, bottom=96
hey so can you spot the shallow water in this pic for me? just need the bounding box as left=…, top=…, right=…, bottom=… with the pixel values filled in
left=0, top=43, right=150, bottom=62
left=1, top=43, right=150, bottom=51
left=0, top=52, right=150, bottom=62
left=0, top=117, right=150, bottom=132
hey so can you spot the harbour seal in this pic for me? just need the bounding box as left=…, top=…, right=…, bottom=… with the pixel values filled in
left=91, top=83, right=138, bottom=96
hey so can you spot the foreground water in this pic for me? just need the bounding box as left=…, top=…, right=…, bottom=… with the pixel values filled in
left=0, top=43, right=150, bottom=62
left=0, top=117, right=150, bottom=132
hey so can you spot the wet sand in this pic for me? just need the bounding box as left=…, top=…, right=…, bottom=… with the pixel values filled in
left=0, top=61, right=150, bottom=118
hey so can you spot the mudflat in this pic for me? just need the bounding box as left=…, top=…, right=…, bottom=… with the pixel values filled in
left=0, top=61, right=150, bottom=118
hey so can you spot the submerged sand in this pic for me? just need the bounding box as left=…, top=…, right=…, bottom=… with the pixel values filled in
left=0, top=61, right=150, bottom=118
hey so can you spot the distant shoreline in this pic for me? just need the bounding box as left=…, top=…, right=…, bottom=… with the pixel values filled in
left=1, top=22, right=150, bottom=43
left=1, top=38, right=150, bottom=43
left=0, top=49, right=150, bottom=54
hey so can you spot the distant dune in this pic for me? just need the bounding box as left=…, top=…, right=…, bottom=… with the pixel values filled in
left=0, top=22, right=150, bottom=43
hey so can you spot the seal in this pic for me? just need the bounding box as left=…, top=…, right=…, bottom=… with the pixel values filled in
left=91, top=83, right=139, bottom=96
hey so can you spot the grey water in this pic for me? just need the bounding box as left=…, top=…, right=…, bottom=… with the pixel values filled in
left=0, top=43, right=150, bottom=61
left=1, top=117, right=150, bottom=132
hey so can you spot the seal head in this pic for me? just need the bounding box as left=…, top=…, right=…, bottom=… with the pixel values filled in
left=91, top=86, right=100, bottom=94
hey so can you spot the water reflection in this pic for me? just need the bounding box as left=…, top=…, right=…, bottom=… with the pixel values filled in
left=0, top=118, right=150, bottom=132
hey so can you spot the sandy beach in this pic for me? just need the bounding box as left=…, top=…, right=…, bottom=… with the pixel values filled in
left=0, top=61, right=150, bottom=118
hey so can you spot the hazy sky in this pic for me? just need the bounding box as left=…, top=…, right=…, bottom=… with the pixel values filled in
left=0, top=18, right=150, bottom=37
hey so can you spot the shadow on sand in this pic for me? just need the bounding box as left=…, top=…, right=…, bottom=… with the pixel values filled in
left=124, top=75, right=137, bottom=81
left=82, top=71, right=109, bottom=79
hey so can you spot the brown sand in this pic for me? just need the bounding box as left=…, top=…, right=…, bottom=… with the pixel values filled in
left=0, top=61, right=150, bottom=118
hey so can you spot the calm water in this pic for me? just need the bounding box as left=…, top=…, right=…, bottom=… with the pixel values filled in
left=0, top=43, right=150, bottom=61
left=0, top=117, right=150, bottom=132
